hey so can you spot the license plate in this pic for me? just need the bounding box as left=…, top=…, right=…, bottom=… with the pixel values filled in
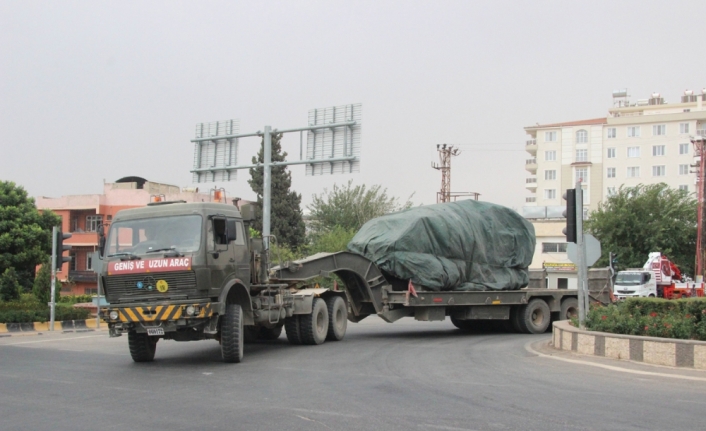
left=146, top=327, right=164, bottom=336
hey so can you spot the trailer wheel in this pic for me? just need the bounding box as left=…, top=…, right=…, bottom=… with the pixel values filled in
left=450, top=317, right=476, bottom=331
left=221, top=303, right=244, bottom=363
left=300, top=298, right=329, bottom=345
left=325, top=296, right=347, bottom=341
left=560, top=298, right=579, bottom=321
left=518, top=299, right=551, bottom=334
left=285, top=316, right=303, bottom=345
left=259, top=325, right=283, bottom=340
left=128, top=331, right=157, bottom=362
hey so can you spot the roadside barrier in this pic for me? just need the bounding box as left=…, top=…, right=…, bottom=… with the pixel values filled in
left=0, top=319, right=107, bottom=336
left=552, top=320, right=706, bottom=369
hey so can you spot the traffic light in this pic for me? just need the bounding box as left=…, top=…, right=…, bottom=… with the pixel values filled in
left=562, top=189, right=577, bottom=243
left=55, top=229, right=73, bottom=270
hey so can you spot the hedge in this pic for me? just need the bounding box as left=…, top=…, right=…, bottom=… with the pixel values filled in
left=585, top=298, right=706, bottom=341
left=0, top=303, right=90, bottom=323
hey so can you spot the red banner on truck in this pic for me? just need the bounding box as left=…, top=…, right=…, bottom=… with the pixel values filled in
left=107, top=257, right=192, bottom=275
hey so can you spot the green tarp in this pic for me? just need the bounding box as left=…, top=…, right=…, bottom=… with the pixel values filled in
left=347, top=200, right=536, bottom=291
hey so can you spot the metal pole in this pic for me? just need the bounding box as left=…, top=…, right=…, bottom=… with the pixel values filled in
left=50, top=226, right=57, bottom=331
left=95, top=251, right=102, bottom=330
left=575, top=183, right=587, bottom=328
left=263, top=125, right=272, bottom=249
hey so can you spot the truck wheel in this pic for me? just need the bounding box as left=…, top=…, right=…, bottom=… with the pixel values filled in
left=325, top=296, right=347, bottom=341
left=259, top=325, right=283, bottom=340
left=518, top=299, right=551, bottom=334
left=300, top=298, right=329, bottom=345
left=285, top=316, right=303, bottom=345
left=128, top=331, right=157, bottom=362
left=221, top=303, right=244, bottom=363
left=560, top=298, right=579, bottom=321
left=450, top=317, right=476, bottom=331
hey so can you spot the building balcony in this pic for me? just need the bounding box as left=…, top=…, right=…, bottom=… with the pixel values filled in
left=525, top=158, right=537, bottom=173
left=525, top=139, right=537, bottom=156
left=68, top=270, right=97, bottom=283
left=66, top=231, right=99, bottom=246
left=525, top=177, right=537, bottom=190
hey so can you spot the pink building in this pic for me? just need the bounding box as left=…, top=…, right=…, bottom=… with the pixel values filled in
left=36, top=177, right=221, bottom=295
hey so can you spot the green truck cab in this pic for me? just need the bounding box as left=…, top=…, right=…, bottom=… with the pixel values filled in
left=99, top=201, right=348, bottom=363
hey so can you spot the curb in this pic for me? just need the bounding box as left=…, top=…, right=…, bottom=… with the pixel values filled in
left=0, top=319, right=108, bottom=336
left=552, top=320, right=706, bottom=369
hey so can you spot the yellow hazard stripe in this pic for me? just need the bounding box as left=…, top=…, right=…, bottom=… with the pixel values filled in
left=112, top=304, right=213, bottom=323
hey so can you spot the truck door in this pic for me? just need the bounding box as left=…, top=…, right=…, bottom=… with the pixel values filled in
left=207, top=217, right=236, bottom=292
left=228, top=218, right=250, bottom=285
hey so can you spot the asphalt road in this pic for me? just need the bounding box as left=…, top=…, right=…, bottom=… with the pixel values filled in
left=1, top=318, right=704, bottom=431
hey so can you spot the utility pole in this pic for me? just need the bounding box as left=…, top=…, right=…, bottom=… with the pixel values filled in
left=692, top=135, right=706, bottom=279
left=432, top=144, right=459, bottom=203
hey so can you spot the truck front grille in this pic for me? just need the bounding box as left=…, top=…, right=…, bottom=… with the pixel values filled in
left=104, top=271, right=197, bottom=303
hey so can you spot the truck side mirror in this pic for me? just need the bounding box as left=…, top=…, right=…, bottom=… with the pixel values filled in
left=98, top=223, right=106, bottom=258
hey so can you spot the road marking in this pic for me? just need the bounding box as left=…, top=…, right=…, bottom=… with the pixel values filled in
left=2, top=335, right=103, bottom=346
left=421, top=425, right=478, bottom=431
left=287, top=408, right=359, bottom=418
left=526, top=341, right=706, bottom=382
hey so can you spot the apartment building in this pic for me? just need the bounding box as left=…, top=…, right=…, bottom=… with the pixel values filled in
left=35, top=177, right=214, bottom=295
left=523, top=89, right=706, bottom=280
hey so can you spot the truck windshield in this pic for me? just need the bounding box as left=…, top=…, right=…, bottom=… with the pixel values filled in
left=105, top=215, right=202, bottom=257
left=615, top=273, right=642, bottom=285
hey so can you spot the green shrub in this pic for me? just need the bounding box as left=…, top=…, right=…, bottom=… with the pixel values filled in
left=0, top=300, right=90, bottom=323
left=586, top=298, right=706, bottom=341
left=58, top=294, right=94, bottom=304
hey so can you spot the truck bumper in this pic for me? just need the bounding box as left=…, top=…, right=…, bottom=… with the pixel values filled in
left=101, top=301, right=224, bottom=337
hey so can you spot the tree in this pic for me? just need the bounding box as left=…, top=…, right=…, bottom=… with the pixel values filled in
left=585, top=183, right=697, bottom=277
left=248, top=133, right=306, bottom=249
left=33, top=259, right=61, bottom=304
left=0, top=181, right=60, bottom=292
left=0, top=267, right=21, bottom=302
left=308, top=180, right=413, bottom=233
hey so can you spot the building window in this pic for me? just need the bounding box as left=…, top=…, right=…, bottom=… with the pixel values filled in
left=627, top=146, right=640, bottom=158
left=526, top=197, right=536, bottom=203
left=69, top=252, right=77, bottom=271
left=544, top=189, right=556, bottom=200
left=652, top=145, right=665, bottom=156
left=576, top=149, right=588, bottom=162
left=627, top=126, right=640, bottom=137
left=652, top=165, right=666, bottom=177
left=87, top=252, right=93, bottom=271
left=575, top=168, right=588, bottom=183
left=679, top=143, right=689, bottom=155
left=545, top=170, right=556, bottom=180
left=607, top=167, right=616, bottom=178
left=653, top=124, right=666, bottom=136
left=84, top=288, right=98, bottom=295
left=86, top=215, right=103, bottom=233
left=679, top=164, right=689, bottom=175
left=576, top=129, right=588, bottom=144
left=607, top=187, right=616, bottom=196
left=627, top=167, right=640, bottom=178
left=545, top=131, right=557, bottom=142
left=542, top=242, right=567, bottom=253
left=679, top=185, right=689, bottom=192
left=606, top=128, right=616, bottom=139
left=607, top=148, right=616, bottom=158
left=680, top=123, right=690, bottom=134
left=545, top=150, right=556, bottom=161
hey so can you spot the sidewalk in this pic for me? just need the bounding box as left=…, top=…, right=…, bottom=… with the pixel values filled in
left=0, top=319, right=107, bottom=337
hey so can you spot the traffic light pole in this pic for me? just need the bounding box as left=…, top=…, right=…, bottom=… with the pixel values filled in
left=50, top=226, right=57, bottom=331
left=575, top=183, right=588, bottom=328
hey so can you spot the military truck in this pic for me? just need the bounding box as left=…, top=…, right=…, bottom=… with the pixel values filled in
left=99, top=201, right=348, bottom=363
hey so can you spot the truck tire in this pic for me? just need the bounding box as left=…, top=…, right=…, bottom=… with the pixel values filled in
left=325, top=296, right=347, bottom=341
left=285, top=316, right=303, bottom=345
left=509, top=306, right=523, bottom=333
left=560, top=298, right=579, bottom=321
left=128, top=331, right=157, bottom=362
left=518, top=299, right=551, bottom=334
left=450, top=317, right=476, bottom=331
left=259, top=325, right=283, bottom=340
left=300, top=298, right=329, bottom=345
left=221, top=303, right=244, bottom=363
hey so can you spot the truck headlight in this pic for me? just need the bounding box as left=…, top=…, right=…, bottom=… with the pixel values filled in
left=109, top=310, right=119, bottom=320
left=185, top=305, right=195, bottom=316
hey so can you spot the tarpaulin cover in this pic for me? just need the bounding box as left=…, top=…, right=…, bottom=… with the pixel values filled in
left=347, top=200, right=536, bottom=291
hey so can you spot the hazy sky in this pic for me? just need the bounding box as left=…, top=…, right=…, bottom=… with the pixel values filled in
left=2, top=1, right=705, bottom=212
